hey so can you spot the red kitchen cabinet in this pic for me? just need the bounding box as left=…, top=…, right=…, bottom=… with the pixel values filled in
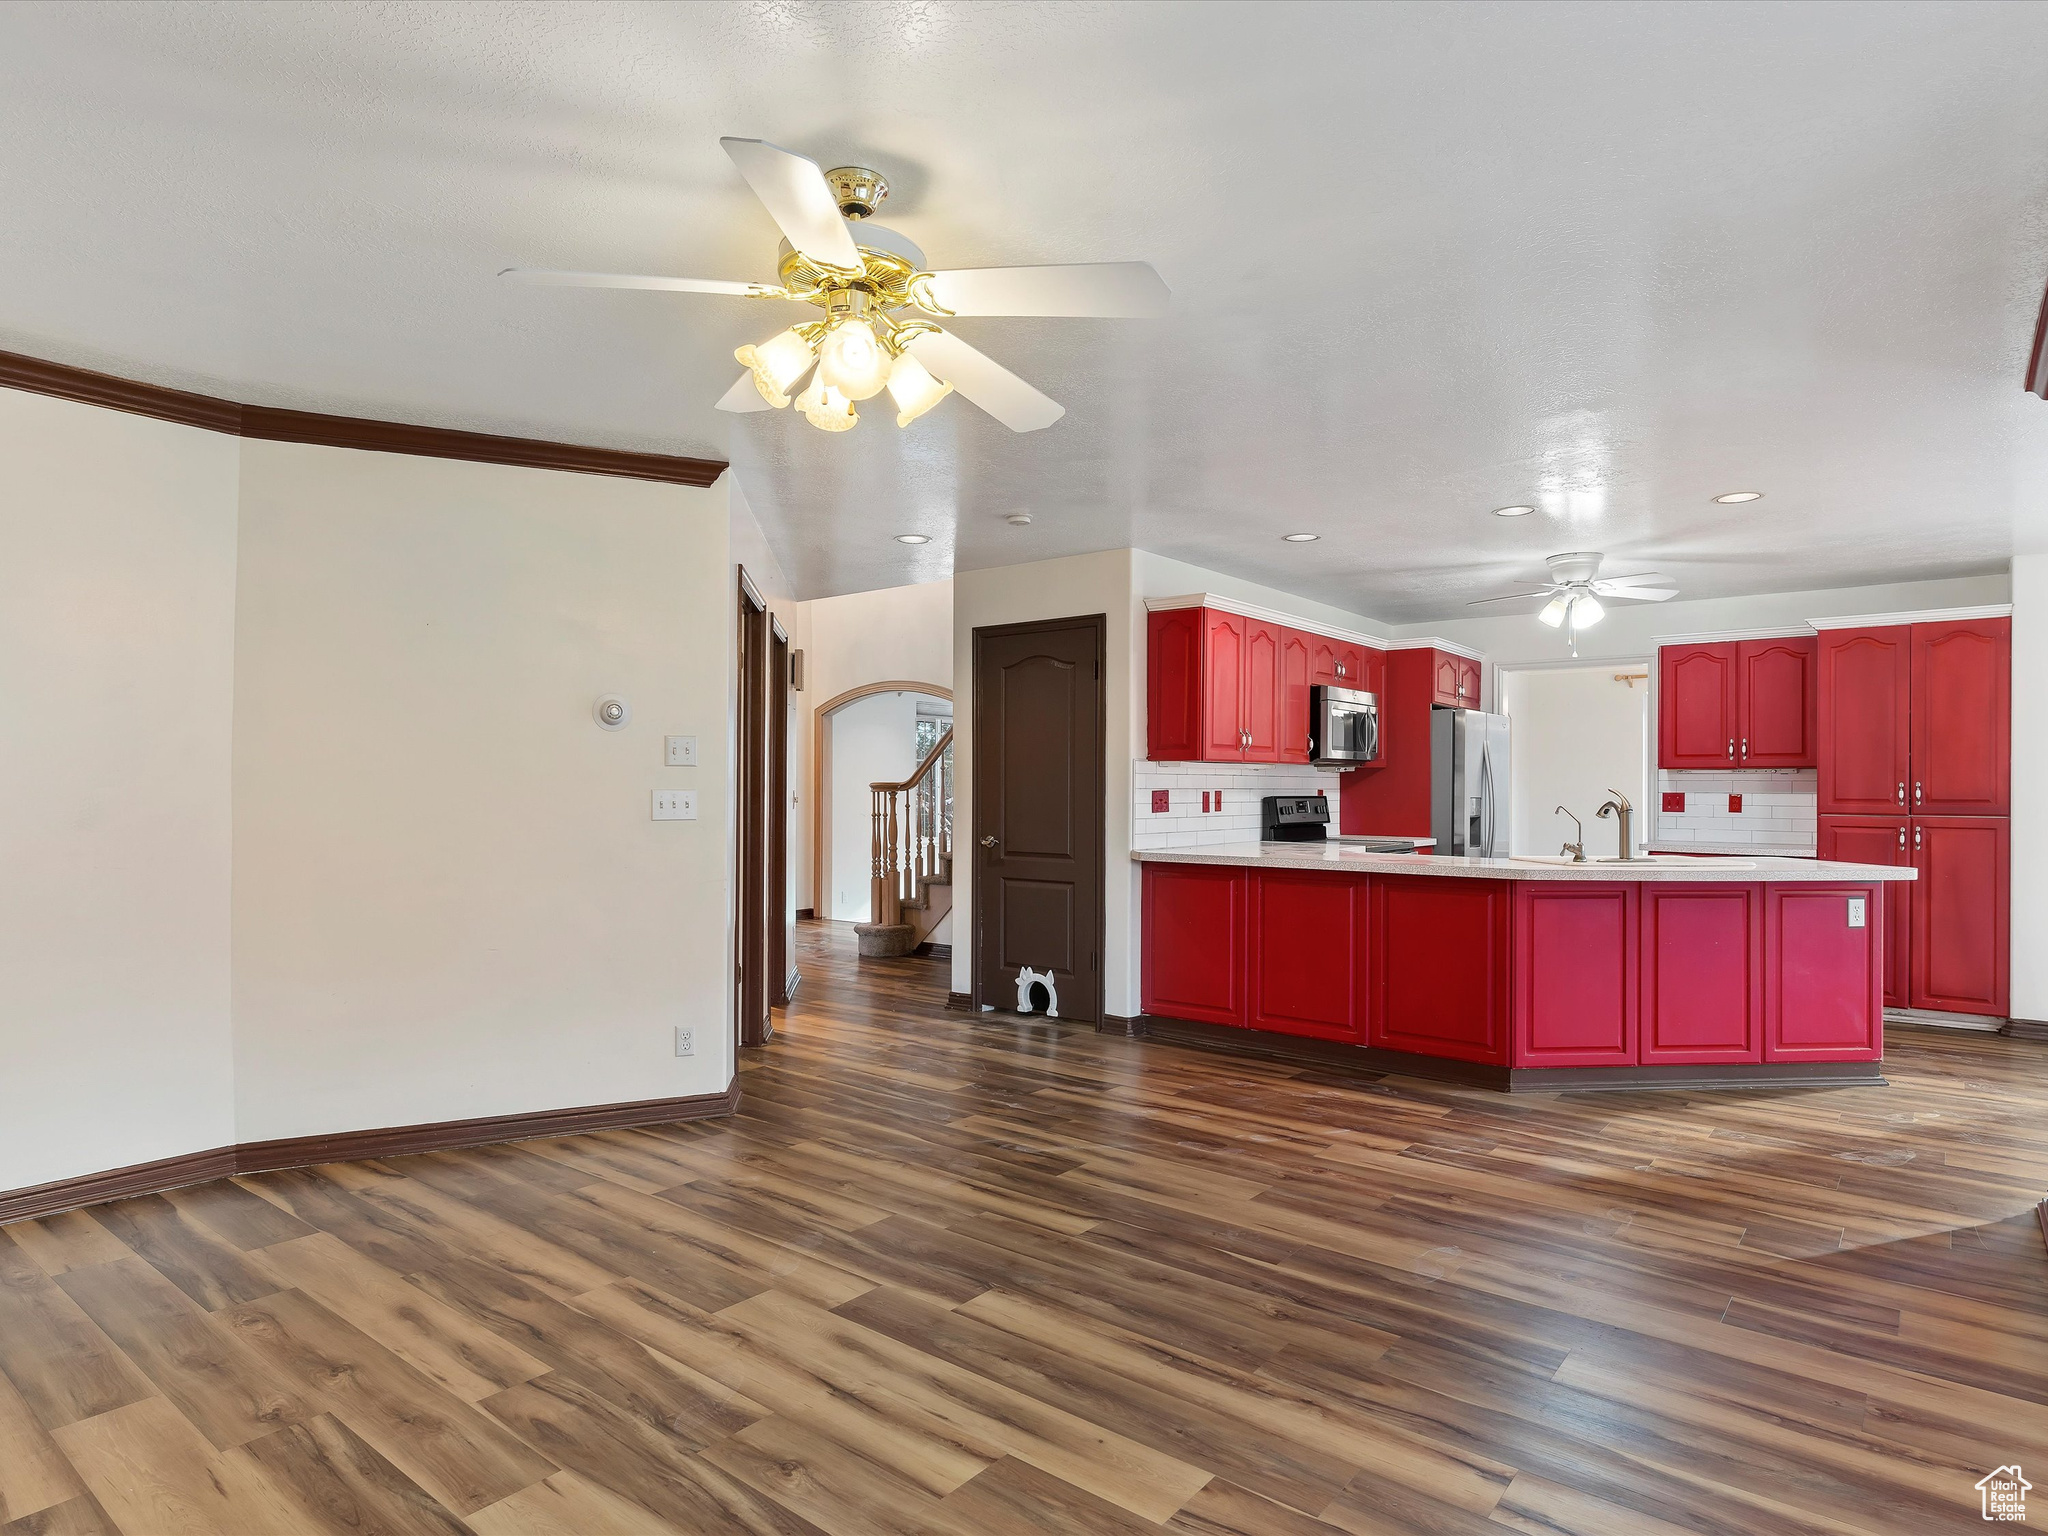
left=1512, top=884, right=1637, bottom=1066
left=1203, top=609, right=1249, bottom=760
left=1658, top=644, right=1739, bottom=768
left=1141, top=862, right=1247, bottom=1025
left=1369, top=876, right=1510, bottom=1064
left=1243, top=619, right=1282, bottom=763
left=1341, top=648, right=1435, bottom=836
left=1248, top=870, right=1365, bottom=1041
left=1310, top=638, right=1375, bottom=690
left=1765, top=884, right=1883, bottom=1061
left=1736, top=637, right=1818, bottom=767
left=1817, top=815, right=1910, bottom=1009
left=1639, top=884, right=1765, bottom=1063
left=1910, top=816, right=2008, bottom=1016
left=1910, top=619, right=2010, bottom=815
left=1818, top=627, right=1911, bottom=815
left=1279, top=629, right=1313, bottom=765
left=1428, top=650, right=1481, bottom=708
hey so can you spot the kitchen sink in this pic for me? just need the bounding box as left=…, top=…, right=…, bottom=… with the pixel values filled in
left=1507, top=854, right=1757, bottom=868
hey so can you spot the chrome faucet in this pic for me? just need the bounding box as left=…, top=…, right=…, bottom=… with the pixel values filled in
left=1554, top=806, right=1586, bottom=862
left=1596, top=788, right=1635, bottom=861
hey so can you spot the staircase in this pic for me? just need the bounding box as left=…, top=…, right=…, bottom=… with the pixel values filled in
left=854, top=728, right=954, bottom=958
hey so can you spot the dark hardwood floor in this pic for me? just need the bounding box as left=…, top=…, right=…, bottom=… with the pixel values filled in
left=3, top=920, right=2046, bottom=1534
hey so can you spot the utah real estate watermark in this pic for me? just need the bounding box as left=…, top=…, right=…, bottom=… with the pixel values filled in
left=1978, top=1465, right=2030, bottom=1522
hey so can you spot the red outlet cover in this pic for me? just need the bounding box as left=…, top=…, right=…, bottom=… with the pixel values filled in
left=1661, top=792, right=1685, bottom=813
left=1728, top=793, right=1743, bottom=813
left=1203, top=791, right=1213, bottom=812
left=1151, top=789, right=1170, bottom=814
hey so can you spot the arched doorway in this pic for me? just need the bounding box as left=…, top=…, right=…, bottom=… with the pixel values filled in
left=812, top=680, right=953, bottom=926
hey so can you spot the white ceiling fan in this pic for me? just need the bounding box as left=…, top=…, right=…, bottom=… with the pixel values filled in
left=501, top=138, right=1168, bottom=435
left=1468, top=552, right=1678, bottom=654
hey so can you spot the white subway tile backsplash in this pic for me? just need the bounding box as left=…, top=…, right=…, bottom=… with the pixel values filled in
left=1654, top=766, right=1816, bottom=853
left=1131, top=759, right=1347, bottom=850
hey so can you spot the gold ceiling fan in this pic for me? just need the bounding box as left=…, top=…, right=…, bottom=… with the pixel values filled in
left=502, top=138, right=1169, bottom=434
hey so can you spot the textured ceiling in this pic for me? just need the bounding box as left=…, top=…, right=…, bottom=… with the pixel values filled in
left=2, top=2, right=2046, bottom=616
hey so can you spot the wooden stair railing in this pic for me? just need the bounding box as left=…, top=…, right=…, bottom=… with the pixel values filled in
left=870, top=729, right=953, bottom=930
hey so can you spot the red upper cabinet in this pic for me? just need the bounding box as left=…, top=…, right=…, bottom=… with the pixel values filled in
left=1818, top=627, right=1911, bottom=815
left=1279, top=629, right=1313, bottom=765
left=1333, top=642, right=1370, bottom=689
left=1203, top=609, right=1249, bottom=760
left=1309, top=637, right=1339, bottom=685
left=1735, top=637, right=1817, bottom=767
left=1242, top=620, right=1283, bottom=762
left=1911, top=815, right=2008, bottom=1016
left=1911, top=619, right=2010, bottom=815
left=1457, top=656, right=1482, bottom=709
left=1146, top=607, right=1202, bottom=761
left=1658, top=644, right=1739, bottom=767
left=1430, top=652, right=1463, bottom=708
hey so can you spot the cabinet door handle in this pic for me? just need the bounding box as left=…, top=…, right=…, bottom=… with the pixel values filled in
left=1727, top=738, right=1735, bottom=760
left=1914, top=780, right=1923, bottom=805
left=1914, top=826, right=1922, bottom=850
left=1896, top=781, right=1905, bottom=805
left=1740, top=737, right=1748, bottom=759
left=1897, top=826, right=1906, bottom=850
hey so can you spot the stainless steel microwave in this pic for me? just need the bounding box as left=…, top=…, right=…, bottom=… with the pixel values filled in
left=1310, top=684, right=1379, bottom=765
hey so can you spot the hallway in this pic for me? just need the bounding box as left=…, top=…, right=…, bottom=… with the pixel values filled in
left=2, top=920, right=2045, bottom=1534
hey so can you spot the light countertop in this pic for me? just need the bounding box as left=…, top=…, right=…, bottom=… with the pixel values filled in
left=1132, top=842, right=1915, bottom=882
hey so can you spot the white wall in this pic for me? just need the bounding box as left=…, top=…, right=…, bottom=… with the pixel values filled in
left=1501, top=666, right=1649, bottom=857
left=824, top=690, right=922, bottom=921
left=790, top=577, right=952, bottom=912
left=0, top=392, right=241, bottom=1190
left=230, top=442, right=736, bottom=1142
left=2013, top=553, right=2046, bottom=1023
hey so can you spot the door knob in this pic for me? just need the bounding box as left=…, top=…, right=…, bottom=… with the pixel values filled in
left=979, top=835, right=999, bottom=848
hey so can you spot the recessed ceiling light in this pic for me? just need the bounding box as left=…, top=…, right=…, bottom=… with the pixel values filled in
left=1492, top=505, right=1536, bottom=517
left=1282, top=532, right=1320, bottom=542
left=1006, top=512, right=1033, bottom=526
left=1712, top=491, right=1763, bottom=504
left=895, top=533, right=931, bottom=544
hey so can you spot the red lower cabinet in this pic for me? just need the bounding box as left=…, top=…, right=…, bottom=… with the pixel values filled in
left=1369, top=877, right=1510, bottom=1064
left=1766, top=885, right=1883, bottom=1060
left=1248, top=870, right=1365, bottom=1041
left=1817, top=815, right=1909, bottom=1009
left=1639, top=885, right=1764, bottom=1063
left=1911, top=816, right=2009, bottom=1016
left=1141, top=863, right=1247, bottom=1026
left=1512, top=885, right=1637, bottom=1066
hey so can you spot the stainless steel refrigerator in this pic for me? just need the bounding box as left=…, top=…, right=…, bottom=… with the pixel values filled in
left=1430, top=707, right=1511, bottom=858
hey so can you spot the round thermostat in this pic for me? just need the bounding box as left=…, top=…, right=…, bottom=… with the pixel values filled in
left=593, top=694, right=631, bottom=731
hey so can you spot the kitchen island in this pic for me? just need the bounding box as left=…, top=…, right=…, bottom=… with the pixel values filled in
left=1136, top=844, right=1917, bottom=1089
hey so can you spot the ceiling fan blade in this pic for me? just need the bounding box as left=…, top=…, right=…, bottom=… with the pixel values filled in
left=720, top=137, right=862, bottom=273
left=905, top=330, right=1064, bottom=432
left=500, top=268, right=791, bottom=299
left=1466, top=590, right=1560, bottom=606
left=1591, top=576, right=1678, bottom=601
left=1592, top=572, right=1675, bottom=590
left=920, top=262, right=1170, bottom=319
left=716, top=373, right=774, bottom=413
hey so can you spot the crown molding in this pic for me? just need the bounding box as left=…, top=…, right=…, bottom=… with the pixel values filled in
left=1806, top=604, right=2011, bottom=631
left=0, top=346, right=729, bottom=487
left=1143, top=593, right=1392, bottom=650
left=1656, top=624, right=1817, bottom=646
left=1387, top=636, right=1485, bottom=660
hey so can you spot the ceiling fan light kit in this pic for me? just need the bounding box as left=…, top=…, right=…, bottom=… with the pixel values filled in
left=1473, top=551, right=1677, bottom=656
left=504, top=137, right=1166, bottom=436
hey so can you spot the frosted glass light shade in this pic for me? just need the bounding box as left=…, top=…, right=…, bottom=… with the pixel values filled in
left=815, top=318, right=891, bottom=401
left=795, top=376, right=858, bottom=432
left=734, top=328, right=815, bottom=409
left=1538, top=595, right=1569, bottom=628
left=1572, top=593, right=1605, bottom=626
left=886, top=351, right=953, bottom=427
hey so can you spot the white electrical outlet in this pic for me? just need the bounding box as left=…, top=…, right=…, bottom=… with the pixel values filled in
left=665, top=734, right=697, bottom=767
left=652, top=788, right=697, bottom=821
left=674, top=1026, right=695, bottom=1057
left=1846, top=896, right=1867, bottom=928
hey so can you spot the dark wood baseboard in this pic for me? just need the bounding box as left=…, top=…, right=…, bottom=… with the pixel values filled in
left=796, top=907, right=816, bottom=920
left=946, top=991, right=975, bottom=1013
left=1, top=1083, right=739, bottom=1225
left=917, top=942, right=953, bottom=961
left=776, top=967, right=801, bottom=1009
left=2004, top=1018, right=2048, bottom=1042
left=1098, top=1013, right=1147, bottom=1037
left=1120, top=1015, right=1886, bottom=1093
left=0, top=1145, right=238, bottom=1226
left=0, top=346, right=726, bottom=486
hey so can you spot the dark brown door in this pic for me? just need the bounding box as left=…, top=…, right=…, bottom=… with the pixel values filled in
left=769, top=618, right=795, bottom=1008
left=736, top=569, right=771, bottom=1047
left=973, top=615, right=1106, bottom=1023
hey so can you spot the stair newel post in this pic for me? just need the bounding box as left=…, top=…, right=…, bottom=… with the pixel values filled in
left=868, top=785, right=886, bottom=926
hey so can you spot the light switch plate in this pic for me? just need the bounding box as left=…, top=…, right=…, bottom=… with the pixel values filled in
left=652, top=789, right=697, bottom=821
left=665, top=734, right=697, bottom=767
left=1846, top=896, right=1867, bottom=929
